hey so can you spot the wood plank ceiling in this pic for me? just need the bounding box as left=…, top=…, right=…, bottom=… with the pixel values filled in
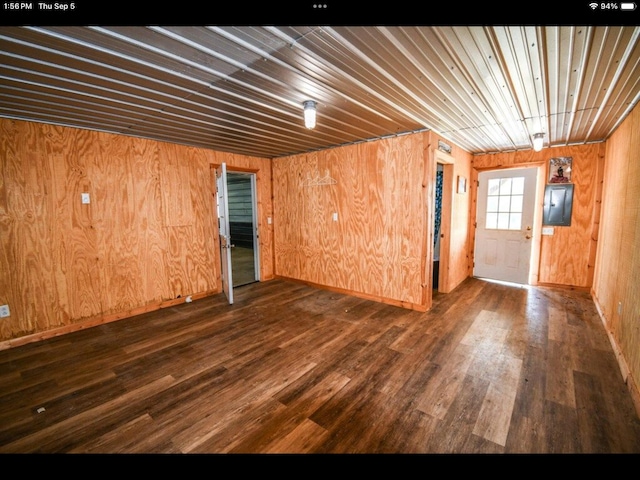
left=1, top=25, right=639, bottom=158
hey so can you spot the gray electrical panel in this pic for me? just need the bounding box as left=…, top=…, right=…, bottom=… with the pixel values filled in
left=543, top=184, right=574, bottom=226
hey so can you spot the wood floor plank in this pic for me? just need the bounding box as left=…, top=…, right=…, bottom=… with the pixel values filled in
left=414, top=342, right=476, bottom=419
left=0, top=277, right=638, bottom=453
left=472, top=354, right=522, bottom=446
left=262, top=418, right=329, bottom=453
left=229, top=371, right=351, bottom=453
left=0, top=375, right=176, bottom=453
left=425, top=373, right=491, bottom=453
left=546, top=339, right=577, bottom=408
left=544, top=399, right=580, bottom=453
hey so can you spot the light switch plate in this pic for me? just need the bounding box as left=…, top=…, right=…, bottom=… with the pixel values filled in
left=81, top=193, right=90, bottom=204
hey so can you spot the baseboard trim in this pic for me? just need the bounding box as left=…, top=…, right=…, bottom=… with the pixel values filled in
left=0, top=289, right=219, bottom=351
left=274, top=275, right=428, bottom=312
left=591, top=291, right=640, bottom=419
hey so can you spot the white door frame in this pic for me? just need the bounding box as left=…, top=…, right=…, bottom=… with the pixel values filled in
left=249, top=173, right=260, bottom=282
left=216, top=162, right=234, bottom=304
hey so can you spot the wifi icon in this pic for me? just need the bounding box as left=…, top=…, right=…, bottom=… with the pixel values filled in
left=589, top=2, right=599, bottom=8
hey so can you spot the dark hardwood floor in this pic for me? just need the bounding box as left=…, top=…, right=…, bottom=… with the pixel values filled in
left=1, top=277, right=639, bottom=454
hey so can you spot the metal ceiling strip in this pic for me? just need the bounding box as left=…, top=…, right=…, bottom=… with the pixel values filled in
left=88, top=26, right=297, bottom=118
left=583, top=27, right=640, bottom=141
left=3, top=28, right=356, bottom=148
left=434, top=27, right=521, bottom=152
left=154, top=26, right=395, bottom=140
left=274, top=27, right=431, bottom=128
left=209, top=26, right=402, bottom=130
left=263, top=26, right=401, bottom=124
left=376, top=27, right=495, bottom=144
left=93, top=26, right=389, bottom=143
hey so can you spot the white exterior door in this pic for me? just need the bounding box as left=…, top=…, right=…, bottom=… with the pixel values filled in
left=474, top=167, right=538, bottom=284
left=216, top=162, right=234, bottom=304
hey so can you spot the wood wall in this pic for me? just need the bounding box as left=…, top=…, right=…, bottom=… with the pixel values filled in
left=471, top=143, right=605, bottom=288
left=592, top=101, right=640, bottom=410
left=5, top=109, right=631, bottom=395
left=439, top=150, right=473, bottom=293
left=272, top=131, right=472, bottom=311
left=0, top=119, right=273, bottom=347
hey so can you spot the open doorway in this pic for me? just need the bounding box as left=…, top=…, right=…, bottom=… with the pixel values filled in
left=433, top=163, right=444, bottom=289
left=432, top=150, right=455, bottom=293
left=226, top=172, right=260, bottom=287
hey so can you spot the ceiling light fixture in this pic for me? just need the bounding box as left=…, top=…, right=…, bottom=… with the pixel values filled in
left=303, top=100, right=317, bottom=129
left=532, top=132, right=544, bottom=152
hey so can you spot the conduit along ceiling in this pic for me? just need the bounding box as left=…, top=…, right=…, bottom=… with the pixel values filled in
left=1, top=25, right=639, bottom=158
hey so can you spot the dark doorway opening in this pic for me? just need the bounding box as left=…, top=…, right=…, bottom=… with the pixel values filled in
left=227, top=172, right=259, bottom=287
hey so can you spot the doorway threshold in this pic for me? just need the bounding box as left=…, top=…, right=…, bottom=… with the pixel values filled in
left=474, top=276, right=530, bottom=289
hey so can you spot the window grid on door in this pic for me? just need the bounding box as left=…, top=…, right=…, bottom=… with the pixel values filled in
left=485, top=176, right=524, bottom=230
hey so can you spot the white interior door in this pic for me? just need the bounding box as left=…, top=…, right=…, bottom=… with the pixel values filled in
left=474, top=167, right=538, bottom=284
left=216, top=162, right=234, bottom=304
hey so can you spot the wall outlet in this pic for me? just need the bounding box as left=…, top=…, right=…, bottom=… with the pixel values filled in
left=0, top=304, right=10, bottom=318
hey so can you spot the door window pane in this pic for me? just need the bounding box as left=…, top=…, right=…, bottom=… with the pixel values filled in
left=499, top=178, right=512, bottom=195
left=510, top=213, right=522, bottom=230
left=486, top=212, right=498, bottom=229
left=488, top=178, right=501, bottom=195
left=512, top=177, right=525, bottom=195
left=485, top=176, right=525, bottom=230
left=497, top=212, right=510, bottom=229
left=510, top=195, right=523, bottom=212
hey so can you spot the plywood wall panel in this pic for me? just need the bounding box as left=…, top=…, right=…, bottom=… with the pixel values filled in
left=0, top=119, right=273, bottom=346
left=47, top=125, right=102, bottom=324
left=1, top=120, right=56, bottom=335
left=446, top=151, right=473, bottom=292
left=323, top=149, right=342, bottom=288
left=472, top=150, right=541, bottom=170
left=190, top=149, right=219, bottom=294
left=93, top=133, right=146, bottom=314
left=592, top=101, right=640, bottom=413
left=620, top=114, right=640, bottom=387
left=593, top=137, right=626, bottom=325
left=273, top=133, right=431, bottom=309
left=0, top=123, right=13, bottom=341
left=539, top=145, right=603, bottom=287
left=159, top=144, right=206, bottom=301
left=396, top=136, right=425, bottom=303
left=130, top=138, right=166, bottom=305
left=586, top=149, right=605, bottom=288
left=160, top=142, right=194, bottom=228
left=346, top=143, right=384, bottom=295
